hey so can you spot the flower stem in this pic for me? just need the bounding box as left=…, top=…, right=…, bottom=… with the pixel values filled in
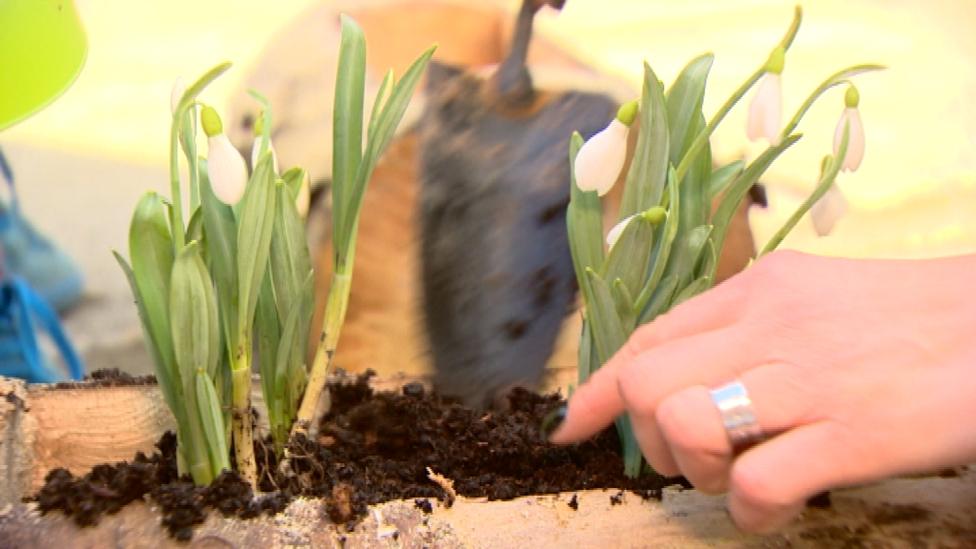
left=231, top=361, right=257, bottom=487
left=169, top=116, right=186, bottom=248
left=672, top=6, right=803, bottom=185
left=292, top=270, right=352, bottom=436
left=759, top=126, right=849, bottom=257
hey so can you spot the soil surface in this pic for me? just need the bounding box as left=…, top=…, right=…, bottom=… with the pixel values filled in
left=53, top=367, right=157, bottom=389
left=33, top=371, right=685, bottom=540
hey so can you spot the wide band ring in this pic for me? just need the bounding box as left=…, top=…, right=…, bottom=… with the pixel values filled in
left=709, top=380, right=764, bottom=450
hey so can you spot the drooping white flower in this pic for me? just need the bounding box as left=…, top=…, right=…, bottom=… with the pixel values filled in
left=574, top=100, right=637, bottom=196
left=833, top=85, right=865, bottom=172
left=746, top=74, right=782, bottom=145
left=606, top=214, right=636, bottom=250
left=810, top=183, right=848, bottom=237
left=746, top=47, right=785, bottom=145
left=202, top=105, right=248, bottom=205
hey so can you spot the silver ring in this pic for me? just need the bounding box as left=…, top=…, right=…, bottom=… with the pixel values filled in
left=709, top=380, right=764, bottom=449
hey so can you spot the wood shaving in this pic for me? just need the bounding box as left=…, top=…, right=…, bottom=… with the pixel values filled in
left=426, top=467, right=457, bottom=507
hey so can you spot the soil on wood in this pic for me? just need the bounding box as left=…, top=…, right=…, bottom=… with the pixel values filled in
left=33, top=371, right=685, bottom=540
left=53, top=368, right=157, bottom=389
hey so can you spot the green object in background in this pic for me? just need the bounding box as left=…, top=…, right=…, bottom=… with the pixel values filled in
left=0, top=0, right=88, bottom=131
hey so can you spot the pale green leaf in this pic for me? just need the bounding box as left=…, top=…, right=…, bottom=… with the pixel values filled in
left=332, top=15, right=367, bottom=254
left=619, top=62, right=670, bottom=216
left=708, top=160, right=745, bottom=200
left=236, top=153, right=278, bottom=344
left=195, top=370, right=230, bottom=474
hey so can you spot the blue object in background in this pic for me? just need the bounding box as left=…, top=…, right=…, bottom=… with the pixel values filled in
left=0, top=146, right=85, bottom=382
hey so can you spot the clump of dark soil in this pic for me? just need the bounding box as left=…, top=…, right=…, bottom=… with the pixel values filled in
left=33, top=372, right=684, bottom=539
left=54, top=368, right=157, bottom=389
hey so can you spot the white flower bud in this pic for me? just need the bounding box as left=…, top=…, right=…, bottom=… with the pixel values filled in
left=207, top=133, right=248, bottom=205
left=746, top=73, right=782, bottom=145
left=810, top=183, right=848, bottom=237
left=833, top=107, right=865, bottom=172
left=574, top=119, right=629, bottom=196
left=606, top=214, right=636, bottom=250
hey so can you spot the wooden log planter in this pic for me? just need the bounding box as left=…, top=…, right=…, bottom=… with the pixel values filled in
left=1, top=374, right=974, bottom=548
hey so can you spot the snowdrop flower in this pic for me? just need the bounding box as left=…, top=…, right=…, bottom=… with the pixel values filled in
left=170, top=77, right=186, bottom=115
left=834, top=85, right=865, bottom=172
left=574, top=100, right=637, bottom=196
left=746, top=47, right=785, bottom=145
left=606, top=214, right=636, bottom=249
left=202, top=105, right=248, bottom=205
left=810, top=183, right=848, bottom=237
left=249, top=112, right=280, bottom=174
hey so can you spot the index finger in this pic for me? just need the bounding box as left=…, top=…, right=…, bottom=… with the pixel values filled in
left=548, top=275, right=751, bottom=444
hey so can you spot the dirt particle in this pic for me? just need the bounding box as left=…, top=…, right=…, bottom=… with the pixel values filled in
left=567, top=494, right=578, bottom=510
left=610, top=490, right=625, bottom=505
left=414, top=499, right=433, bottom=514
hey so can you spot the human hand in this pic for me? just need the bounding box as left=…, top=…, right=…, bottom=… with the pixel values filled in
left=550, top=250, right=976, bottom=532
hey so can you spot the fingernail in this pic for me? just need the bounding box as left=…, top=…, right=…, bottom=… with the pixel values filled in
left=540, top=405, right=567, bottom=441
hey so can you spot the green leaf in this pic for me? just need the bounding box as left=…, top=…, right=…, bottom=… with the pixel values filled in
left=272, top=272, right=314, bottom=448
left=338, top=44, right=436, bottom=264
left=585, top=268, right=628, bottom=365
left=672, top=224, right=714, bottom=287
left=247, top=89, right=273, bottom=165
left=617, top=413, right=644, bottom=478
left=255, top=272, right=281, bottom=424
left=676, top=112, right=711, bottom=230
left=708, top=160, right=745, bottom=200
left=195, top=370, right=230, bottom=474
left=671, top=275, right=712, bottom=308
left=637, top=273, right=680, bottom=325
left=270, top=181, right=312, bottom=322
left=173, top=62, right=232, bottom=118
left=199, top=159, right=239, bottom=357
left=634, top=167, right=680, bottom=313
left=601, top=213, right=655, bottom=299
left=236, top=153, right=278, bottom=346
left=619, top=62, right=670, bottom=217
left=567, top=132, right=604, bottom=301
left=368, top=69, right=394, bottom=142
left=281, top=167, right=307, bottom=203
left=114, top=252, right=182, bottom=419
left=610, top=278, right=636, bottom=329
left=332, top=15, right=367, bottom=256
left=170, top=241, right=220, bottom=382
left=186, top=206, right=204, bottom=246
left=128, top=192, right=177, bottom=384
left=666, top=53, right=714, bottom=165
left=710, top=134, right=802, bottom=277
left=577, top=319, right=597, bottom=385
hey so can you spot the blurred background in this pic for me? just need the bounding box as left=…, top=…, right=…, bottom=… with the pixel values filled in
left=2, top=0, right=974, bottom=375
